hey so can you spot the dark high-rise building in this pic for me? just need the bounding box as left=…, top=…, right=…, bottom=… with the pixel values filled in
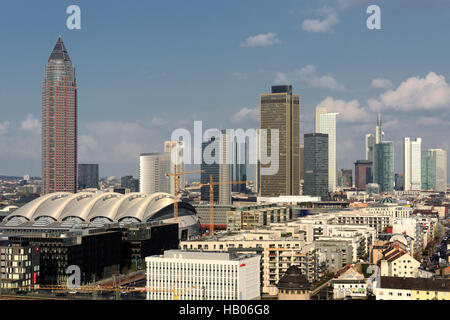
left=354, top=160, right=372, bottom=190
left=303, top=133, right=328, bottom=198
left=260, top=85, right=300, bottom=196
left=201, top=137, right=220, bottom=201
left=231, top=140, right=247, bottom=193
left=374, top=141, right=395, bottom=193
left=78, top=164, right=99, bottom=190
left=42, top=37, right=78, bottom=194
left=339, top=169, right=353, bottom=188
left=421, top=150, right=436, bottom=191
left=395, top=173, right=404, bottom=191
left=121, top=175, right=139, bottom=192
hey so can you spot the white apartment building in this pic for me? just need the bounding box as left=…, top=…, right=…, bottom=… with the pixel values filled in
left=181, top=231, right=322, bottom=295
left=403, top=137, right=422, bottom=191
left=316, top=109, right=338, bottom=192
left=393, top=218, right=422, bottom=252
left=380, top=249, right=420, bottom=278
left=333, top=211, right=392, bottom=233
left=430, top=149, right=448, bottom=192
left=139, top=153, right=173, bottom=194
left=146, top=250, right=260, bottom=300
left=364, top=205, right=412, bottom=219
left=164, top=141, right=185, bottom=189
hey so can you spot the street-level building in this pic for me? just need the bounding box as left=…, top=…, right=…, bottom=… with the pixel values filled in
left=375, top=276, right=450, bottom=300
left=145, top=250, right=260, bottom=300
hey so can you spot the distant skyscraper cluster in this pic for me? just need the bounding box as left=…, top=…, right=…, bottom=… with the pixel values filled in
left=361, top=112, right=448, bottom=193
left=36, top=37, right=447, bottom=201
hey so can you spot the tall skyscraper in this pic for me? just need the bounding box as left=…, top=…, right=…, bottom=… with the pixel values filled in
left=375, top=112, right=384, bottom=144
left=315, top=108, right=338, bottom=192
left=201, top=132, right=231, bottom=204
left=423, top=149, right=447, bottom=192
left=164, top=140, right=185, bottom=189
left=365, top=134, right=375, bottom=163
left=218, top=131, right=232, bottom=205
left=315, top=107, right=327, bottom=133
left=201, top=137, right=220, bottom=202
left=260, top=85, right=300, bottom=196
left=354, top=160, right=372, bottom=190
left=339, top=169, right=353, bottom=188
left=254, top=129, right=261, bottom=195
left=231, top=139, right=247, bottom=193
left=403, top=137, right=422, bottom=191
left=395, top=173, right=404, bottom=191
left=121, top=175, right=139, bottom=192
left=421, top=150, right=436, bottom=191
left=374, top=141, right=395, bottom=193
left=78, top=164, right=99, bottom=190
left=139, top=153, right=173, bottom=194
left=42, top=37, right=78, bottom=194
left=303, top=133, right=328, bottom=198
left=299, top=143, right=304, bottom=182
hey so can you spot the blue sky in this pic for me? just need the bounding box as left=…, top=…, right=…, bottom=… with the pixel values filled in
left=0, top=0, right=449, bottom=180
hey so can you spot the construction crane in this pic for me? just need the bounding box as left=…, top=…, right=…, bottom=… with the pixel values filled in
left=166, top=167, right=204, bottom=222
left=13, top=273, right=196, bottom=300
left=198, top=174, right=246, bottom=236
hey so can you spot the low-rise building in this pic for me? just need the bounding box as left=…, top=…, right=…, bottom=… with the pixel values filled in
left=379, top=248, right=421, bottom=278
left=0, top=240, right=40, bottom=289
left=145, top=250, right=260, bottom=300
left=181, top=231, right=323, bottom=295
left=375, top=276, right=450, bottom=300
left=332, top=265, right=367, bottom=300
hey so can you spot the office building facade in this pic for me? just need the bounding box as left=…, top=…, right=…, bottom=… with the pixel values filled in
left=260, top=85, right=300, bottom=196
left=354, top=160, right=372, bottom=190
left=231, top=139, right=247, bottom=193
left=403, top=137, right=422, bottom=191
left=78, top=164, right=99, bottom=190
left=431, top=149, right=447, bottom=192
left=374, top=141, right=394, bottom=193
left=316, top=109, right=338, bottom=192
left=139, top=153, right=173, bottom=195
left=303, top=133, right=328, bottom=198
left=41, top=37, right=78, bottom=194
left=146, top=250, right=260, bottom=300
left=164, top=141, right=185, bottom=189
left=365, top=134, right=375, bottom=163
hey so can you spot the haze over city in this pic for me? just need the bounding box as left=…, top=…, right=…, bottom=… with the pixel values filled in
left=1, top=0, right=449, bottom=178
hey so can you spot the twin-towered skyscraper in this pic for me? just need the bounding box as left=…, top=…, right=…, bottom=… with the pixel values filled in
left=41, top=37, right=78, bottom=194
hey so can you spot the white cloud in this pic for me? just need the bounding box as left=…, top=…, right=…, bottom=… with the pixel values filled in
left=302, top=7, right=339, bottom=33
left=151, top=117, right=168, bottom=126
left=79, top=121, right=162, bottom=164
left=231, top=107, right=259, bottom=123
left=0, top=121, right=10, bottom=135
left=418, top=116, right=450, bottom=127
left=371, top=78, right=394, bottom=90
left=274, top=72, right=289, bottom=85
left=296, top=65, right=345, bottom=91
left=372, top=72, right=450, bottom=111
left=241, top=33, right=280, bottom=48
left=20, top=114, right=40, bottom=133
left=315, top=97, right=369, bottom=123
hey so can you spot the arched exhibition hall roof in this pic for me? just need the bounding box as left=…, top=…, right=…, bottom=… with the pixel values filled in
left=5, top=192, right=196, bottom=225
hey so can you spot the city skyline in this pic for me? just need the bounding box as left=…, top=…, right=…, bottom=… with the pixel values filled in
left=0, top=1, right=449, bottom=181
